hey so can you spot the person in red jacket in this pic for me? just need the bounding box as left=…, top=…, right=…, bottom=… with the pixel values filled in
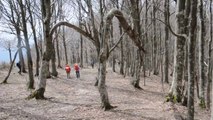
left=74, top=63, right=80, bottom=78
left=65, top=64, right=71, bottom=79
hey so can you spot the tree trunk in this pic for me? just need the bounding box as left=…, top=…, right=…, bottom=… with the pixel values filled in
left=152, top=0, right=159, bottom=75
left=9, top=48, right=12, bottom=64
left=130, top=0, right=143, bottom=89
left=124, top=36, right=130, bottom=77
left=143, top=0, right=149, bottom=84
left=130, top=49, right=136, bottom=77
left=19, top=0, right=34, bottom=89
left=55, top=29, right=62, bottom=68
left=16, top=28, right=27, bottom=73
left=51, top=41, right=58, bottom=77
left=98, top=59, right=113, bottom=110
left=27, top=0, right=40, bottom=76
left=78, top=0, right=84, bottom=68
left=207, top=0, right=212, bottom=110
left=27, top=0, right=52, bottom=99
left=168, top=0, right=186, bottom=103
left=198, top=0, right=206, bottom=108
left=131, top=49, right=142, bottom=89
left=187, top=0, right=197, bottom=119
left=27, top=58, right=48, bottom=99
left=62, top=26, right=68, bottom=65
left=164, top=0, right=169, bottom=83
left=119, top=25, right=124, bottom=75
left=182, top=43, right=188, bottom=106
left=110, top=24, right=116, bottom=72
left=181, top=0, right=191, bottom=107
left=97, top=0, right=113, bottom=108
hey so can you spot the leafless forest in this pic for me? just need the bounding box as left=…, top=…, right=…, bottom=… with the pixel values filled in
left=0, top=0, right=212, bottom=120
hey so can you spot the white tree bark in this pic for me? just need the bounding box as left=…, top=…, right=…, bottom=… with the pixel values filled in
left=169, top=0, right=186, bottom=102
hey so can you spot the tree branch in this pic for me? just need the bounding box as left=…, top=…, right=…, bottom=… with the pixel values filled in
left=109, top=32, right=125, bottom=54
left=153, top=17, right=188, bottom=40
left=50, top=21, right=96, bottom=43
left=106, top=9, right=146, bottom=53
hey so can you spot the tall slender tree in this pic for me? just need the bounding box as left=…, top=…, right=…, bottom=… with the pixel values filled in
left=207, top=0, right=212, bottom=110
left=164, top=0, right=170, bottom=83
left=187, top=0, right=197, bottom=119
left=198, top=0, right=206, bottom=108
left=27, top=0, right=52, bottom=99
left=78, top=0, right=84, bottom=68
left=26, top=0, right=40, bottom=76
left=169, top=0, right=186, bottom=103
left=130, top=0, right=143, bottom=89
left=18, top=0, right=34, bottom=89
left=152, top=0, right=159, bottom=75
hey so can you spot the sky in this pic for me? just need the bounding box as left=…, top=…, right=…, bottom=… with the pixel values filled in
left=0, top=48, right=16, bottom=63
left=0, top=27, right=18, bottom=63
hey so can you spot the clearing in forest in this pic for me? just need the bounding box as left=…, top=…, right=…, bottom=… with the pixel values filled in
left=0, top=67, right=210, bottom=120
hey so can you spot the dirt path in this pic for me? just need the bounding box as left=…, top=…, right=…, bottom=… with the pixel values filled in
left=0, top=67, right=210, bottom=120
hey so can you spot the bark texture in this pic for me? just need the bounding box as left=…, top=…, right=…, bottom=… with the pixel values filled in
left=198, top=0, right=206, bottom=108
left=169, top=0, right=186, bottom=103
left=187, top=0, right=197, bottom=119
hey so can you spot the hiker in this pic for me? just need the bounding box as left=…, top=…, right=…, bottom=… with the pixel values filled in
left=65, top=64, right=71, bottom=79
left=74, top=63, right=80, bottom=78
left=16, top=61, right=21, bottom=74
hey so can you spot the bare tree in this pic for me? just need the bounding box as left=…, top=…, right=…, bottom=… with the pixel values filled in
left=78, top=0, right=84, bottom=68
left=18, top=0, right=34, bottom=89
left=182, top=0, right=191, bottom=106
left=187, top=0, right=197, bottom=119
left=152, top=0, right=159, bottom=75
left=116, top=0, right=125, bottom=75
left=50, top=1, right=58, bottom=77
left=168, top=0, right=187, bottom=103
left=164, top=0, right=169, bottom=83
left=207, top=0, right=212, bottom=110
left=27, top=0, right=52, bottom=99
left=129, top=0, right=143, bottom=89
left=26, top=0, right=40, bottom=76
left=198, top=0, right=206, bottom=108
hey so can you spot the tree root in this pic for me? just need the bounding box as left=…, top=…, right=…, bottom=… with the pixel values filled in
left=102, top=104, right=117, bottom=111
left=134, top=85, right=143, bottom=90
left=131, top=82, right=143, bottom=90
left=165, top=94, right=181, bottom=103
left=1, top=80, right=8, bottom=84
left=26, top=88, right=46, bottom=100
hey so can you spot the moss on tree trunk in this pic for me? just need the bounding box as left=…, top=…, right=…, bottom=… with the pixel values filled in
left=26, top=88, right=45, bottom=100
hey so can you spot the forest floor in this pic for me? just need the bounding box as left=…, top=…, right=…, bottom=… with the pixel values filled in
left=0, top=66, right=211, bottom=120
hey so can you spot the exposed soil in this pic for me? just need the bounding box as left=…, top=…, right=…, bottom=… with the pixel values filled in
left=0, top=66, right=210, bottom=120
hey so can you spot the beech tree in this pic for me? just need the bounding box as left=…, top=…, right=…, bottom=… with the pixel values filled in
left=187, top=0, right=197, bottom=119
left=152, top=0, right=159, bottom=75
left=164, top=0, right=169, bottom=83
left=27, top=0, right=53, bottom=99
left=26, top=0, right=40, bottom=76
left=18, top=0, right=34, bottom=89
left=198, top=0, right=206, bottom=108
left=207, top=0, right=212, bottom=110
left=168, top=0, right=187, bottom=103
